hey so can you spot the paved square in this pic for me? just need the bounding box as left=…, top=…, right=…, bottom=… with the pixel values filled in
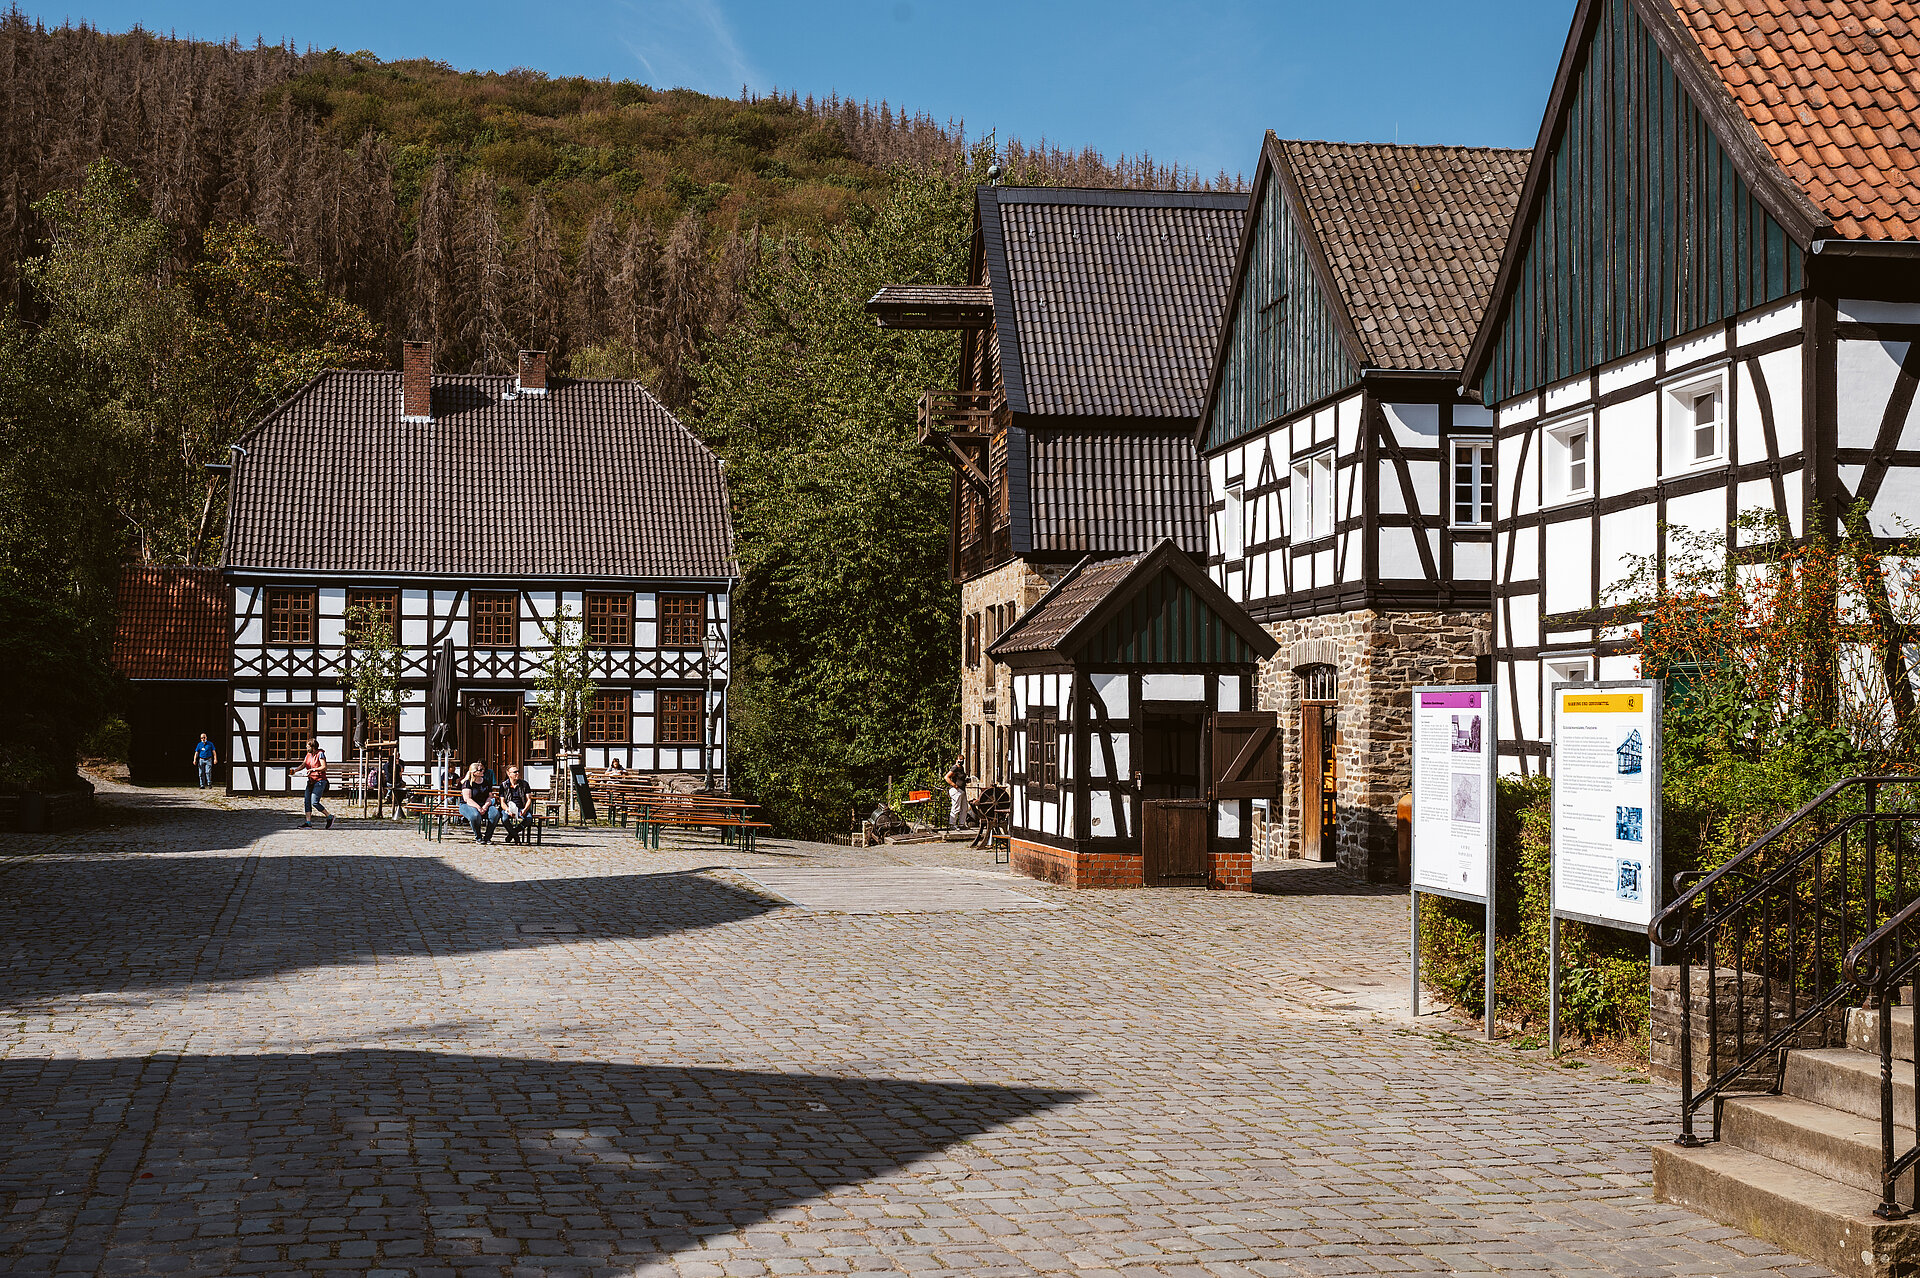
left=0, top=781, right=1833, bottom=1277
left=732, top=866, right=1059, bottom=913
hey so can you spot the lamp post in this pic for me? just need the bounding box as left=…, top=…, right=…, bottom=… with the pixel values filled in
left=702, top=623, right=723, bottom=792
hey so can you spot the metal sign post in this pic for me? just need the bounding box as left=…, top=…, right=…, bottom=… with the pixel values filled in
left=1410, top=685, right=1498, bottom=1037
left=1548, top=680, right=1663, bottom=1053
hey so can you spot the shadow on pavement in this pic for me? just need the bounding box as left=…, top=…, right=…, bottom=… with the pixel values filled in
left=0, top=849, right=783, bottom=1005
left=1251, top=862, right=1404, bottom=898
left=0, top=1050, right=1081, bottom=1274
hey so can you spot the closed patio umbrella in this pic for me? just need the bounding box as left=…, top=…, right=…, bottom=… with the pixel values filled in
left=428, top=638, right=457, bottom=781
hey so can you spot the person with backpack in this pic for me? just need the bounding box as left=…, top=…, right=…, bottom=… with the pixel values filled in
left=289, top=739, right=334, bottom=829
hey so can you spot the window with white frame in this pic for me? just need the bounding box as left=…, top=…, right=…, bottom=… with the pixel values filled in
left=1290, top=449, right=1335, bottom=543
left=1450, top=439, right=1493, bottom=527
left=1665, top=372, right=1727, bottom=470
left=1546, top=418, right=1592, bottom=503
left=1222, top=480, right=1245, bottom=559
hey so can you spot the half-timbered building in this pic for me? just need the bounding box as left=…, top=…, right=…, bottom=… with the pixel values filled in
left=1461, top=0, right=1920, bottom=770
left=220, top=344, right=737, bottom=794
left=868, top=186, right=1247, bottom=793
left=1197, top=137, right=1529, bottom=877
left=987, top=539, right=1280, bottom=890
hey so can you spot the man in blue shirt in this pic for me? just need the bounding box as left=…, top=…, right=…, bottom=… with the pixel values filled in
left=192, top=733, right=218, bottom=789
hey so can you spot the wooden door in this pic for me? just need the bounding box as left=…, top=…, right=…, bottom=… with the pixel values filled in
left=1299, top=703, right=1337, bottom=860
left=481, top=719, right=520, bottom=776
left=1142, top=799, right=1208, bottom=887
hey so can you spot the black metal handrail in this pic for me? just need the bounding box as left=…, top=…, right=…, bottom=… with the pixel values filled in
left=1647, top=775, right=1920, bottom=1148
left=1845, top=895, right=1920, bottom=1219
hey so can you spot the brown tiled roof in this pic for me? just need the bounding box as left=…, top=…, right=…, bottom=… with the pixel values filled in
left=1275, top=140, right=1531, bottom=370
left=991, top=554, right=1146, bottom=656
left=1668, top=0, right=1920, bottom=241
left=225, top=372, right=736, bottom=579
left=983, top=189, right=1248, bottom=418
left=1024, top=429, right=1209, bottom=556
left=112, top=566, right=230, bottom=681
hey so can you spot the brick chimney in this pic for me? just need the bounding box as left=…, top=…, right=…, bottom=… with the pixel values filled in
left=517, top=349, right=548, bottom=396
left=401, top=341, right=433, bottom=421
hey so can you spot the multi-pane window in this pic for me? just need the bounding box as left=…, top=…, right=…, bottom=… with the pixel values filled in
left=264, top=707, right=314, bottom=762
left=1024, top=711, right=1059, bottom=797
left=584, top=691, right=631, bottom=743
left=344, top=589, right=399, bottom=642
left=1666, top=376, right=1726, bottom=470
left=1290, top=449, right=1335, bottom=543
left=1298, top=663, right=1339, bottom=702
left=1548, top=419, right=1591, bottom=501
left=965, top=613, right=981, bottom=668
left=266, top=588, right=317, bottom=645
left=1450, top=440, right=1494, bottom=528
left=659, top=594, right=706, bottom=648
left=658, top=691, right=703, bottom=745
left=470, top=592, right=518, bottom=648
left=585, top=593, right=634, bottom=647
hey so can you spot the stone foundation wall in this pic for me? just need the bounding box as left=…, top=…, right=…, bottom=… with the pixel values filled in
left=961, top=560, right=1071, bottom=784
left=1251, top=608, right=1488, bottom=881
left=1648, top=966, right=1847, bottom=1087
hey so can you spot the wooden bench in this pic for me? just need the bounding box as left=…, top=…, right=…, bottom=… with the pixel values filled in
left=627, top=796, right=770, bottom=850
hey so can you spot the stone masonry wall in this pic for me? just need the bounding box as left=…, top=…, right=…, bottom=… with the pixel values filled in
left=961, top=559, right=1071, bottom=784
left=1252, top=609, right=1488, bottom=881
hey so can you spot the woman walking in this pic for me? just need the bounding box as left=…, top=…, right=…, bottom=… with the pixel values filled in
left=289, top=738, right=334, bottom=830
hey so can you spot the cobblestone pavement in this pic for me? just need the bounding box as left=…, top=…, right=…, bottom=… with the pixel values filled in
left=0, top=782, right=1828, bottom=1277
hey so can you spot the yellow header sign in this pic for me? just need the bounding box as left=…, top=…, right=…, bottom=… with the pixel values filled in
left=1560, top=692, right=1643, bottom=714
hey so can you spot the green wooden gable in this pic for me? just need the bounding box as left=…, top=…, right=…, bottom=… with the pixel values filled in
left=1200, top=162, right=1359, bottom=455
left=1472, top=0, right=1804, bottom=405
left=1081, top=569, right=1260, bottom=667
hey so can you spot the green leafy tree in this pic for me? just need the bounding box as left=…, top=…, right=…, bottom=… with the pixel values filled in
left=694, top=159, right=989, bottom=836
left=533, top=606, right=597, bottom=753
left=342, top=604, right=404, bottom=748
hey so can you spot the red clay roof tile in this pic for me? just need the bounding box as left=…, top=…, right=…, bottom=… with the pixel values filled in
left=1672, top=0, right=1920, bottom=239
left=112, top=567, right=229, bottom=681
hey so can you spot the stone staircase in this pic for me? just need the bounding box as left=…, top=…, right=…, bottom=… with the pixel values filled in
left=1656, top=1000, right=1920, bottom=1278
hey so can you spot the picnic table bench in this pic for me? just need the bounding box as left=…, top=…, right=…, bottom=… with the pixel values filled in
left=404, top=786, right=553, bottom=844
left=627, top=794, right=771, bottom=851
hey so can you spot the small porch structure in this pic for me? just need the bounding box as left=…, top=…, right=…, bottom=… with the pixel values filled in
left=989, top=540, right=1280, bottom=890
left=110, top=566, right=232, bottom=785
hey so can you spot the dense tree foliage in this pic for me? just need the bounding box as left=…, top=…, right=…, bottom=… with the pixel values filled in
left=694, top=166, right=982, bottom=837
left=0, top=161, right=381, bottom=787
left=0, top=14, right=1233, bottom=398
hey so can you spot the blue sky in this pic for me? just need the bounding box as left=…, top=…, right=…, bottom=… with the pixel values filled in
left=26, top=0, right=1578, bottom=178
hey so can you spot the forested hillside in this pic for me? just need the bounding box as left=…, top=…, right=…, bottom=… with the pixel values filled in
left=0, top=11, right=1228, bottom=400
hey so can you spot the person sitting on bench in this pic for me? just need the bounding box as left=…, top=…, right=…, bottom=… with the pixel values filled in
left=458, top=762, right=498, bottom=843
left=498, top=765, right=534, bottom=844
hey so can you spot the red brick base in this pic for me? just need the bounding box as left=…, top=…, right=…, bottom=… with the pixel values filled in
left=1011, top=840, right=1254, bottom=892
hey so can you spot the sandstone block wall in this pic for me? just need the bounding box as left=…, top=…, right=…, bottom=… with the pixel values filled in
left=960, top=560, right=1071, bottom=784
left=1252, top=608, right=1488, bottom=881
left=1648, top=965, right=1846, bottom=1087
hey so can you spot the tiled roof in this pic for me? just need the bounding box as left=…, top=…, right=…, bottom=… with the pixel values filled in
left=1669, top=0, right=1920, bottom=241
left=225, top=372, right=736, bottom=579
left=1024, top=429, right=1208, bottom=556
left=863, top=284, right=994, bottom=329
left=1276, top=140, right=1531, bottom=370
left=991, top=554, right=1145, bottom=656
left=983, top=189, right=1248, bottom=418
left=112, top=566, right=230, bottom=680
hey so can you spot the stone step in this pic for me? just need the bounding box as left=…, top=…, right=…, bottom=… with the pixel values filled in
left=1787, top=1048, right=1920, bottom=1126
left=1654, top=1140, right=1920, bottom=1278
left=1851, top=1005, right=1918, bottom=1063
left=1721, top=1093, right=1915, bottom=1198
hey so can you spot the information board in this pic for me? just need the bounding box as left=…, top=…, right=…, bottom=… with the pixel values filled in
left=1409, top=684, right=1496, bottom=1037
left=1411, top=687, right=1495, bottom=903
left=1550, top=681, right=1661, bottom=931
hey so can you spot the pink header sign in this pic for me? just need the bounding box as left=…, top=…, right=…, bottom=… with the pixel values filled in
left=1420, top=691, right=1483, bottom=709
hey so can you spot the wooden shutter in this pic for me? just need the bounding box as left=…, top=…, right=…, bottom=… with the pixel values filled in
left=1209, top=711, right=1280, bottom=800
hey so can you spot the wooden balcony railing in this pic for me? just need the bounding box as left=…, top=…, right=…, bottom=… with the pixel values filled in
left=917, top=390, right=998, bottom=445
